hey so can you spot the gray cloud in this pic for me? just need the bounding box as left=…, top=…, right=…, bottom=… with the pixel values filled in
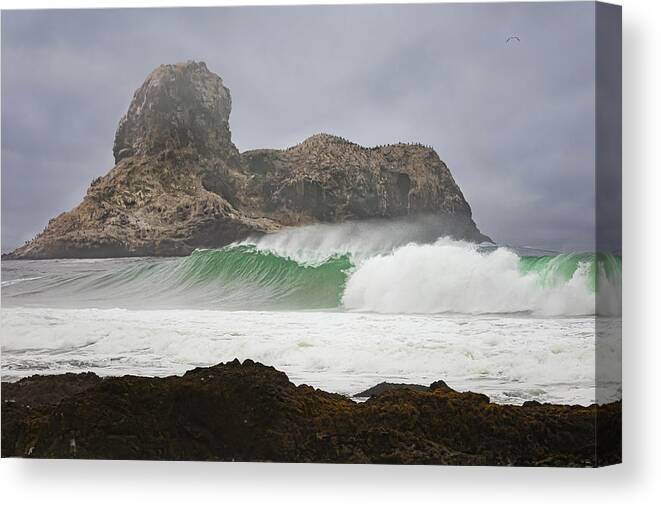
left=2, top=3, right=598, bottom=252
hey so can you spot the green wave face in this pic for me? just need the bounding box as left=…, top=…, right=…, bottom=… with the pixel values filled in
left=173, top=248, right=620, bottom=311
left=174, top=245, right=354, bottom=309
left=518, top=253, right=622, bottom=291
left=1, top=243, right=622, bottom=314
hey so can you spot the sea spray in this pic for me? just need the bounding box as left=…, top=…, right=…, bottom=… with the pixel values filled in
left=240, top=215, right=483, bottom=264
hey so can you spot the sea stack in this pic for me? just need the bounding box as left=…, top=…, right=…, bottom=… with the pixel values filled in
left=7, top=61, right=490, bottom=259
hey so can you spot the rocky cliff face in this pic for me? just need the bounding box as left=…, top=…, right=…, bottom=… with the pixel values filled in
left=7, top=61, right=489, bottom=259
left=241, top=134, right=473, bottom=223
left=113, top=61, right=236, bottom=162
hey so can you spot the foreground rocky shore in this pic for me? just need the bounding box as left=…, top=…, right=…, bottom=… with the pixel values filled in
left=1, top=360, right=621, bottom=466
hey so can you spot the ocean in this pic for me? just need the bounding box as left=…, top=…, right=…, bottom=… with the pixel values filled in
left=0, top=221, right=622, bottom=406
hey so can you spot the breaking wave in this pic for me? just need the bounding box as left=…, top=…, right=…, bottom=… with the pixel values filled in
left=342, top=240, right=620, bottom=316
left=2, top=228, right=621, bottom=316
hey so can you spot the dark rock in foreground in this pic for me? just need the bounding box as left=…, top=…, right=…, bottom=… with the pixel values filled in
left=354, top=379, right=459, bottom=398
left=6, top=61, right=489, bottom=259
left=353, top=381, right=431, bottom=398
left=1, top=360, right=621, bottom=466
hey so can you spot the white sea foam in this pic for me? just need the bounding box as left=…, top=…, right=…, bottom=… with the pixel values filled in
left=0, top=306, right=621, bottom=406
left=341, top=239, right=607, bottom=316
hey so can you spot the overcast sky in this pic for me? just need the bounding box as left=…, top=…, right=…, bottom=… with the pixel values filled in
left=2, top=3, right=599, bottom=252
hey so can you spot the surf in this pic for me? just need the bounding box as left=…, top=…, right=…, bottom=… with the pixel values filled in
left=1, top=232, right=621, bottom=316
left=341, top=239, right=620, bottom=316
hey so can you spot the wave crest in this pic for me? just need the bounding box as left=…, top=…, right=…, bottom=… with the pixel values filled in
left=2, top=234, right=621, bottom=316
left=341, top=240, right=620, bottom=316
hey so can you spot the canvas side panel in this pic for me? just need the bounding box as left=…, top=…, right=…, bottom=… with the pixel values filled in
left=595, top=1, right=622, bottom=467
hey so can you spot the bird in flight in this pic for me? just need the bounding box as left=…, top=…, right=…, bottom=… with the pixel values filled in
left=506, top=36, right=521, bottom=43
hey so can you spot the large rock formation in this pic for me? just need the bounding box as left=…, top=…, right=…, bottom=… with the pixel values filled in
left=113, top=60, right=235, bottom=163
left=7, top=61, right=490, bottom=259
left=1, top=360, right=621, bottom=465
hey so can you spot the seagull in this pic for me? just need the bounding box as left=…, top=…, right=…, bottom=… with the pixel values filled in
left=506, top=36, right=521, bottom=43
